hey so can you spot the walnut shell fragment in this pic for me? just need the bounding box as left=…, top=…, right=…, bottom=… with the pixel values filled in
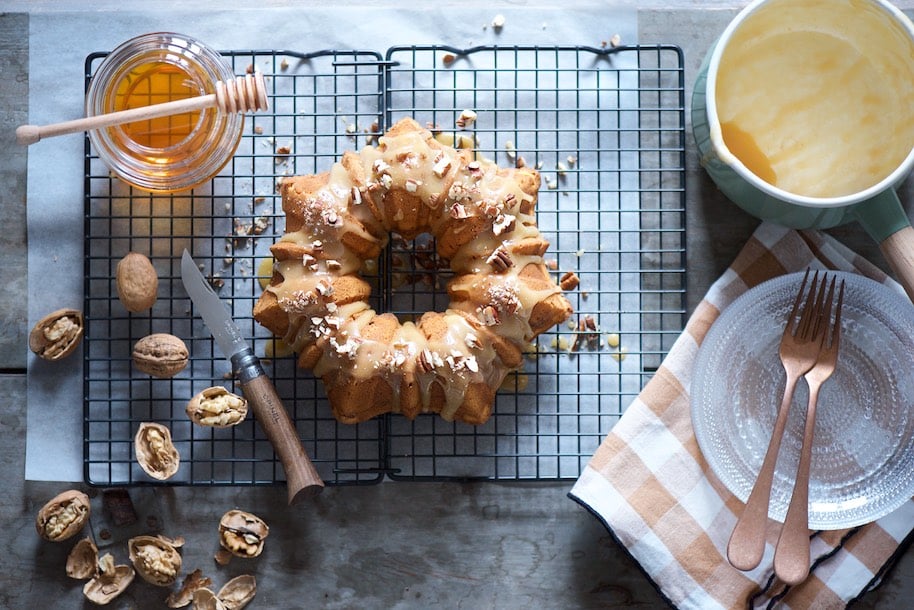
left=218, top=574, right=257, bottom=610
left=36, top=489, right=91, bottom=542
left=192, top=588, right=227, bottom=610
left=128, top=534, right=183, bottom=586
left=186, top=387, right=249, bottom=428
left=218, top=510, right=269, bottom=558
left=166, top=568, right=212, bottom=608
left=67, top=537, right=99, bottom=579
left=133, top=333, right=189, bottom=378
left=29, top=308, right=84, bottom=361
left=135, top=422, right=180, bottom=480
left=84, top=553, right=135, bottom=605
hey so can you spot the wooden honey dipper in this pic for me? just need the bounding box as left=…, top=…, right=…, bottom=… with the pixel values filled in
left=16, top=71, right=269, bottom=146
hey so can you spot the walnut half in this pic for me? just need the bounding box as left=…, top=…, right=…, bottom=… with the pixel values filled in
left=35, top=489, right=90, bottom=542
left=186, top=387, right=249, bottom=428
left=135, top=422, right=180, bottom=481
left=128, top=535, right=183, bottom=586
left=29, top=308, right=84, bottom=361
left=219, top=510, right=270, bottom=558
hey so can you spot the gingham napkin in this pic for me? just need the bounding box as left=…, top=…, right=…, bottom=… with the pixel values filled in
left=569, top=222, right=914, bottom=609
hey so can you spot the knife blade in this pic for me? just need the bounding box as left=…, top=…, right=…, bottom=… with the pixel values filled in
left=181, top=250, right=323, bottom=504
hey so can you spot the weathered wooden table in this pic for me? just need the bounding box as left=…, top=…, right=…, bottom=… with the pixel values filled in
left=2, top=3, right=911, bottom=607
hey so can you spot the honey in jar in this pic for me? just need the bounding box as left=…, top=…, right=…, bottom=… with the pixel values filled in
left=86, top=32, right=244, bottom=193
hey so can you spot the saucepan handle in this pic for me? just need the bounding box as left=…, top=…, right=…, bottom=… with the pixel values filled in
left=854, top=190, right=914, bottom=302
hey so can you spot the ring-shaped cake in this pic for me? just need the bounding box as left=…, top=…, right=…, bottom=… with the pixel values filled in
left=254, top=118, right=573, bottom=424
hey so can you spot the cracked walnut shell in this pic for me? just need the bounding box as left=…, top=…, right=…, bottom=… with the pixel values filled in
left=218, top=510, right=269, bottom=558
left=128, top=535, right=183, bottom=586
left=133, top=333, right=189, bottom=378
left=36, top=489, right=90, bottom=542
left=29, top=308, right=84, bottom=361
left=135, top=422, right=180, bottom=480
left=66, top=537, right=99, bottom=579
left=84, top=553, right=135, bottom=605
left=186, top=387, right=249, bottom=428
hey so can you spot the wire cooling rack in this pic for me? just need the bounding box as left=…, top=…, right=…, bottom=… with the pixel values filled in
left=83, top=44, right=686, bottom=487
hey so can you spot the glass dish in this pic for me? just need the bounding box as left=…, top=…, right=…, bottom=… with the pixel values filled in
left=691, top=271, right=914, bottom=529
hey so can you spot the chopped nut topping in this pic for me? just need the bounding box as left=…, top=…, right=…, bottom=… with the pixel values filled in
left=504, top=140, right=517, bottom=160
left=372, top=159, right=391, bottom=175
left=479, top=305, right=500, bottom=326
left=322, top=208, right=342, bottom=226
left=302, top=254, right=319, bottom=271
left=560, top=271, right=581, bottom=291
left=465, top=333, right=482, bottom=350
left=432, top=155, right=452, bottom=178
left=379, top=173, right=393, bottom=189
left=556, top=161, right=568, bottom=177
left=545, top=258, right=559, bottom=271
left=492, top=213, right=516, bottom=236
left=486, top=247, right=514, bottom=272
left=405, top=179, right=422, bottom=193
left=450, top=203, right=469, bottom=219
left=351, top=186, right=362, bottom=205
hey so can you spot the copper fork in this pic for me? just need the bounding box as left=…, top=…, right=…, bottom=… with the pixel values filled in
left=727, top=269, right=827, bottom=571
left=774, top=276, right=845, bottom=585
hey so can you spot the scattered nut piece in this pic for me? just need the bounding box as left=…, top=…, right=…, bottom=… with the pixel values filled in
left=280, top=58, right=290, bottom=71
left=560, top=271, right=581, bottom=291
left=135, top=422, right=180, bottom=481
left=166, top=568, right=213, bottom=608
left=186, top=386, right=249, bottom=428
left=67, top=537, right=99, bottom=579
left=492, top=14, right=506, bottom=30
left=556, top=161, right=568, bottom=177
left=547, top=179, right=558, bottom=190
left=132, top=333, right=189, bottom=378
left=612, top=346, right=628, bottom=362
left=610, top=33, right=623, bottom=48
left=567, top=155, right=577, bottom=167
left=116, top=252, right=159, bottom=313
left=253, top=125, right=263, bottom=135
left=29, top=308, right=84, bottom=361
left=606, top=333, right=621, bottom=348
left=218, top=574, right=257, bottom=610
left=441, top=52, right=457, bottom=65
left=214, top=548, right=234, bottom=566
left=219, top=510, right=269, bottom=558
left=128, top=535, right=183, bottom=586
left=36, top=490, right=90, bottom=542
left=504, top=140, right=517, bottom=160
left=83, top=554, right=134, bottom=605
left=456, top=109, right=477, bottom=129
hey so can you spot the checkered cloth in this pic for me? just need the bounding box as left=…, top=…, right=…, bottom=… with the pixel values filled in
left=570, top=223, right=914, bottom=609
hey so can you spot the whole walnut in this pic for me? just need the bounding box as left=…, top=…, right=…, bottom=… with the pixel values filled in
left=116, top=252, right=158, bottom=313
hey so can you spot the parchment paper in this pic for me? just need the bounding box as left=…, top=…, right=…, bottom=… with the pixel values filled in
left=25, top=4, right=638, bottom=482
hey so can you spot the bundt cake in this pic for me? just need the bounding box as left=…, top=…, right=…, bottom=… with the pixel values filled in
left=253, top=118, right=573, bottom=424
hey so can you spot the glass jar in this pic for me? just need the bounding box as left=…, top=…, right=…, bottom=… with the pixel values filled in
left=86, top=32, right=244, bottom=193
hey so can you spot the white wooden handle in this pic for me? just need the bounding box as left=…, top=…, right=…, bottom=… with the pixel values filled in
left=17, top=72, right=268, bottom=146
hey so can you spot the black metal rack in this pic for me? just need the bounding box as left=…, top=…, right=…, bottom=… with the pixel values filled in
left=83, top=44, right=686, bottom=487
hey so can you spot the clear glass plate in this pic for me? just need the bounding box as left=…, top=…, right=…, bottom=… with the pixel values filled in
left=691, top=271, right=914, bottom=529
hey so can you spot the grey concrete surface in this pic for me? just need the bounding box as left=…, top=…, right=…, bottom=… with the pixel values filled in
left=2, top=4, right=912, bottom=608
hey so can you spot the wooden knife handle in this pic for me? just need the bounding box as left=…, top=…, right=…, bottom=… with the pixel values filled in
left=234, top=349, right=324, bottom=504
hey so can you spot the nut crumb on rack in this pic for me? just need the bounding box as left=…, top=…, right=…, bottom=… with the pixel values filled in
left=610, top=33, right=623, bottom=48
left=492, top=14, right=505, bottom=30
left=442, top=52, right=457, bottom=65
left=559, top=271, right=580, bottom=291
left=456, top=109, right=477, bottom=129
left=545, top=258, right=559, bottom=271
left=280, top=57, right=290, bottom=71
left=504, top=140, right=517, bottom=160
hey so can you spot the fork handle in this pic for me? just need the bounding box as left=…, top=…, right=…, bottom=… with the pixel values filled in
left=773, top=379, right=823, bottom=584
left=727, top=369, right=801, bottom=571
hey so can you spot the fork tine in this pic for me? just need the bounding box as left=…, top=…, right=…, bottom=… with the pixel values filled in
left=828, top=280, right=845, bottom=350
left=809, top=274, right=834, bottom=342
left=796, top=270, right=820, bottom=339
left=785, top=268, right=811, bottom=337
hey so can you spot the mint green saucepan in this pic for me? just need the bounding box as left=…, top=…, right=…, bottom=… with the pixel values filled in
left=693, top=0, right=914, bottom=300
